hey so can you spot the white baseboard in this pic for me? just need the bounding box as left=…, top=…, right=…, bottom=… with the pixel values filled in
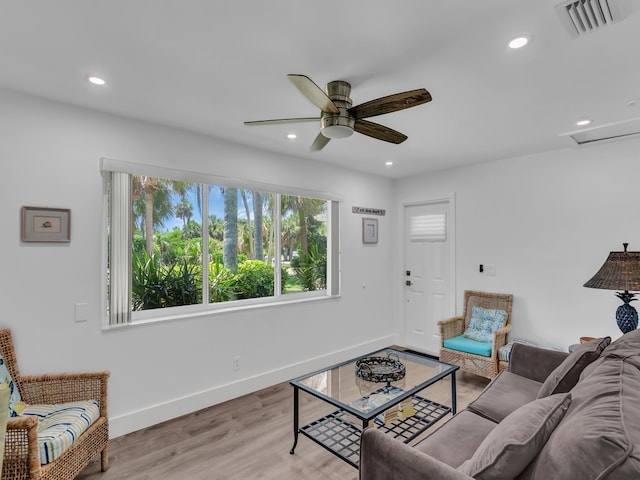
left=109, top=335, right=395, bottom=438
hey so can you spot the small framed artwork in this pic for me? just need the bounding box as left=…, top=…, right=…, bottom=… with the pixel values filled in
left=21, top=206, right=71, bottom=243
left=362, top=218, right=378, bottom=244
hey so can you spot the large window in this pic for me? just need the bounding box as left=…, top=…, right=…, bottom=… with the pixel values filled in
left=102, top=160, right=340, bottom=325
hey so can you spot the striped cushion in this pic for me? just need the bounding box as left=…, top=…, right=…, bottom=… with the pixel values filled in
left=499, top=339, right=563, bottom=362
left=22, top=400, right=100, bottom=464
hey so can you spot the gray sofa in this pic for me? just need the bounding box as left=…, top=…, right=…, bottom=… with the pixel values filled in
left=360, top=329, right=640, bottom=479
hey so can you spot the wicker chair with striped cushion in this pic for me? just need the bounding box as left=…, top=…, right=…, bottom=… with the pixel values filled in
left=438, top=290, right=513, bottom=380
left=0, top=329, right=109, bottom=480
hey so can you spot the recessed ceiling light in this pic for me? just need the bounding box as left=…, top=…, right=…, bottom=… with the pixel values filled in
left=385, top=161, right=393, bottom=166
left=508, top=36, right=529, bottom=49
left=87, top=76, right=106, bottom=86
left=287, top=133, right=297, bottom=139
left=577, top=119, right=592, bottom=126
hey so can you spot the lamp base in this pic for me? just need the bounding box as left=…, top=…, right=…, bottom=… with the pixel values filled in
left=616, top=297, right=638, bottom=334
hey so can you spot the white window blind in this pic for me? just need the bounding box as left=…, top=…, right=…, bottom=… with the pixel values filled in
left=108, top=171, right=132, bottom=325
left=409, top=213, right=446, bottom=242
left=99, top=158, right=342, bottom=202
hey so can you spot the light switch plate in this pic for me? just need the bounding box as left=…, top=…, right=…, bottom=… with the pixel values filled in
left=74, top=303, right=89, bottom=322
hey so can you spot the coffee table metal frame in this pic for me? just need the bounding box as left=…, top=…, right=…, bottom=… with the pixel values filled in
left=289, top=347, right=459, bottom=468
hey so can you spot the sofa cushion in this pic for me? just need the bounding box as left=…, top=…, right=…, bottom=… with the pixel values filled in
left=520, top=355, right=640, bottom=479
left=457, top=393, right=571, bottom=480
left=508, top=343, right=569, bottom=383
left=536, top=336, right=610, bottom=398
left=22, top=400, right=100, bottom=464
left=467, top=371, right=542, bottom=423
left=415, top=410, right=498, bottom=468
left=463, top=306, right=508, bottom=342
left=579, top=329, right=640, bottom=382
left=598, top=327, right=640, bottom=361
left=443, top=335, right=492, bottom=357
left=360, top=428, right=470, bottom=480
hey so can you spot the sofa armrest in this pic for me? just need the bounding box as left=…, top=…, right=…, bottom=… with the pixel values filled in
left=438, top=316, right=465, bottom=342
left=508, top=343, right=568, bottom=383
left=360, top=428, right=472, bottom=480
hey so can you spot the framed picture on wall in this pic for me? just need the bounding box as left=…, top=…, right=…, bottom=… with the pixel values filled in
left=362, top=218, right=378, bottom=244
left=21, top=206, right=71, bottom=242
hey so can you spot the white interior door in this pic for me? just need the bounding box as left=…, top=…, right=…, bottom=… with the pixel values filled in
left=404, top=199, right=454, bottom=355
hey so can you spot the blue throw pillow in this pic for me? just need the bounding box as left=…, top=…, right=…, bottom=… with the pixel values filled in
left=0, top=354, right=25, bottom=417
left=463, top=306, right=508, bottom=343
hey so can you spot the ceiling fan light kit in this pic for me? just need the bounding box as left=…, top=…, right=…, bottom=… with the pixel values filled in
left=322, top=122, right=354, bottom=139
left=245, top=74, right=432, bottom=151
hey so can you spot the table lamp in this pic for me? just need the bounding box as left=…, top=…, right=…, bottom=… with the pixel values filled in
left=584, top=243, right=640, bottom=333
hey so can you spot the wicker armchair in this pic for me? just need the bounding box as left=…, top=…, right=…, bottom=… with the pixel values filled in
left=438, top=290, right=513, bottom=380
left=0, top=329, right=109, bottom=479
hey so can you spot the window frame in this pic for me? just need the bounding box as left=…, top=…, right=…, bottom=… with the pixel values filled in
left=101, top=158, right=341, bottom=327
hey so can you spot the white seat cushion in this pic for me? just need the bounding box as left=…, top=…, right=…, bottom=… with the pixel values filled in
left=22, top=400, right=100, bottom=464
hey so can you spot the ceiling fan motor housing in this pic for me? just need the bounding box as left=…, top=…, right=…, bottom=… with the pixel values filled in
left=321, top=80, right=355, bottom=139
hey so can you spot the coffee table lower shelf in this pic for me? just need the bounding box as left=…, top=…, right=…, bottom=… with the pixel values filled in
left=299, top=395, right=451, bottom=468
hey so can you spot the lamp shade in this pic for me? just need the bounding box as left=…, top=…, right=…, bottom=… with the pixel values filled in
left=584, top=243, right=640, bottom=291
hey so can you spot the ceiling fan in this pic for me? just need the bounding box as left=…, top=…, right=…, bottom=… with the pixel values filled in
left=244, top=74, right=432, bottom=151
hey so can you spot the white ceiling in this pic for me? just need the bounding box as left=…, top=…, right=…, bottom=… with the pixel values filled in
left=2, top=0, right=639, bottom=179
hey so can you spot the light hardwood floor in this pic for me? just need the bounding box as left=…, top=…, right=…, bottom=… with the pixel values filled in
left=77, top=372, right=488, bottom=480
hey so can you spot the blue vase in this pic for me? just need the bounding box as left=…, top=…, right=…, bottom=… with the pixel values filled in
left=616, top=303, right=639, bottom=334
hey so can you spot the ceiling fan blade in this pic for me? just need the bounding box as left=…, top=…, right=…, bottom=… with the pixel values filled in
left=310, top=132, right=330, bottom=151
left=288, top=74, right=340, bottom=114
left=244, top=117, right=319, bottom=126
left=348, top=89, right=432, bottom=120
left=354, top=119, right=408, bottom=144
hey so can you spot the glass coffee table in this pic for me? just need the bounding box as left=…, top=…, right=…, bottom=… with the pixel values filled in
left=289, top=347, right=459, bottom=468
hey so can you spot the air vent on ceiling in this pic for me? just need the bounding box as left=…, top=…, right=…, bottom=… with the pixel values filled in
left=555, top=0, right=623, bottom=37
left=560, top=117, right=640, bottom=145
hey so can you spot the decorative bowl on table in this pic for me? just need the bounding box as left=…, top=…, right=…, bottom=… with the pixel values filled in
left=355, top=352, right=406, bottom=384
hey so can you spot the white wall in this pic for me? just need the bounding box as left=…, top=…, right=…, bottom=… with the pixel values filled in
left=393, top=136, right=640, bottom=350
left=0, top=89, right=397, bottom=437
left=5, top=86, right=639, bottom=439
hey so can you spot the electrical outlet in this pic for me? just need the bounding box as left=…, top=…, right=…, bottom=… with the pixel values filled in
left=233, top=356, right=240, bottom=371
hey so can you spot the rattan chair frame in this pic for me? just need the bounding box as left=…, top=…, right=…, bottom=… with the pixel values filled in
left=0, top=329, right=109, bottom=480
left=438, top=290, right=513, bottom=380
